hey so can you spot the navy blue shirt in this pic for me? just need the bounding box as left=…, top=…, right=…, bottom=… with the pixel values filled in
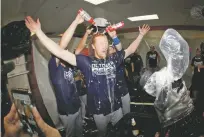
left=48, top=57, right=81, bottom=115
left=131, top=54, right=143, bottom=73
left=115, top=60, right=129, bottom=97
left=76, top=50, right=125, bottom=115
left=191, top=56, right=204, bottom=73
left=146, top=51, right=158, bottom=68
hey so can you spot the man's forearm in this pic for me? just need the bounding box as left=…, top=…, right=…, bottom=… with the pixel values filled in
left=36, top=29, right=64, bottom=59
left=75, top=32, right=89, bottom=55
left=112, top=36, right=122, bottom=51
left=59, top=20, right=78, bottom=49
left=125, top=34, right=143, bottom=58
left=199, top=65, right=204, bottom=68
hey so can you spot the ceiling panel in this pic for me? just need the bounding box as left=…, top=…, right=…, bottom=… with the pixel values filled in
left=2, top=0, right=204, bottom=34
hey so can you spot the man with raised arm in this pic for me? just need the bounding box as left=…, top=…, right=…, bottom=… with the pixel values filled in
left=107, top=25, right=150, bottom=115
left=25, top=12, right=149, bottom=137
left=48, top=14, right=85, bottom=137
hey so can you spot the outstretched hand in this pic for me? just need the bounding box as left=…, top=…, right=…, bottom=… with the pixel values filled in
left=198, top=65, right=201, bottom=72
left=4, top=104, right=22, bottom=137
left=106, top=26, right=117, bottom=39
left=139, top=24, right=150, bottom=36
left=86, top=27, right=93, bottom=35
left=25, top=16, right=41, bottom=34
left=74, top=14, right=84, bottom=25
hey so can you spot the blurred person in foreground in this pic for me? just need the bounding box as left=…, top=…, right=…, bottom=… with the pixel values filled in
left=3, top=104, right=61, bottom=137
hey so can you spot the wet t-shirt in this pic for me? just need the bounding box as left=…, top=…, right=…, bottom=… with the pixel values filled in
left=74, top=69, right=87, bottom=96
left=76, top=50, right=125, bottom=115
left=48, top=56, right=81, bottom=115
left=146, top=51, right=158, bottom=68
left=115, top=61, right=129, bottom=97
left=191, top=56, right=204, bottom=73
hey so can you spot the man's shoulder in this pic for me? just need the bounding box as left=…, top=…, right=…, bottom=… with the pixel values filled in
left=76, top=54, right=92, bottom=61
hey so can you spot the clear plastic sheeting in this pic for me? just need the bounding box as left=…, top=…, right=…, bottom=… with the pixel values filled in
left=144, top=29, right=194, bottom=127
left=139, top=69, right=153, bottom=88
left=159, top=29, right=189, bottom=81
left=2, top=21, right=31, bottom=60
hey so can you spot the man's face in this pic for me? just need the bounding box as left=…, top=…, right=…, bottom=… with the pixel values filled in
left=92, top=35, right=109, bottom=59
left=151, top=46, right=155, bottom=52
left=196, top=50, right=201, bottom=56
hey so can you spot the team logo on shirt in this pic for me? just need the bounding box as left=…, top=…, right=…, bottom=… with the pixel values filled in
left=149, top=54, right=156, bottom=59
left=194, top=61, right=203, bottom=66
left=91, top=61, right=116, bottom=78
left=64, top=69, right=74, bottom=83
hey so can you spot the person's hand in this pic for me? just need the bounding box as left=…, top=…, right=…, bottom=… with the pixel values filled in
left=4, top=104, right=22, bottom=137
left=198, top=65, right=201, bottom=72
left=32, top=107, right=61, bottom=137
left=74, top=14, right=84, bottom=25
left=139, top=24, right=150, bottom=36
left=108, top=30, right=117, bottom=39
left=25, top=16, right=41, bottom=34
left=107, top=28, right=117, bottom=39
left=86, top=27, right=93, bottom=35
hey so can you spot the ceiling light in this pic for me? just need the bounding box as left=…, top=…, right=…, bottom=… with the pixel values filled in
left=128, top=14, right=159, bottom=21
left=84, top=0, right=110, bottom=5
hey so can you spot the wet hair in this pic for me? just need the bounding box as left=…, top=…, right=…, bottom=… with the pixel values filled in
left=88, top=33, right=109, bottom=57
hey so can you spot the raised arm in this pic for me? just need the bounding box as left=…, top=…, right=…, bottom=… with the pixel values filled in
left=107, top=29, right=122, bottom=51
left=60, top=14, right=84, bottom=49
left=25, top=16, right=82, bottom=66
left=54, top=14, right=84, bottom=65
left=75, top=27, right=93, bottom=55
left=124, top=24, right=150, bottom=59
